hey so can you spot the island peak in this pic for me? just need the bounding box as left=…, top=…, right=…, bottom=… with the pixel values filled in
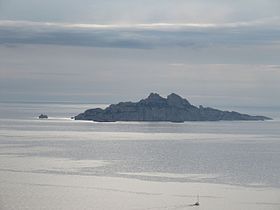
left=75, top=93, right=271, bottom=122
left=146, top=93, right=165, bottom=102
left=167, top=93, right=191, bottom=108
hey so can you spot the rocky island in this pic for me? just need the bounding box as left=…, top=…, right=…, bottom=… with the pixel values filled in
left=75, top=93, right=271, bottom=122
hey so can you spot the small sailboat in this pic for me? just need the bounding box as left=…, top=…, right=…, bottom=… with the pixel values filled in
left=193, top=195, right=200, bottom=206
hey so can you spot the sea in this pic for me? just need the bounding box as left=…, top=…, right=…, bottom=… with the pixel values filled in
left=0, top=102, right=280, bottom=210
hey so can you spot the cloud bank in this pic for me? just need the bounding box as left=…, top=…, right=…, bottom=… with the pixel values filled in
left=0, top=18, right=280, bottom=49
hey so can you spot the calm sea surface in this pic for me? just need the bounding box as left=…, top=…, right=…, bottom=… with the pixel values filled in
left=0, top=102, right=279, bottom=189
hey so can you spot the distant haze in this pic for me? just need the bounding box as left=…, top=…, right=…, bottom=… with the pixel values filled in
left=0, top=0, right=280, bottom=106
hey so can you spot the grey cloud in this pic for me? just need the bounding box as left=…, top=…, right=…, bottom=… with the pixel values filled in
left=0, top=20, right=280, bottom=49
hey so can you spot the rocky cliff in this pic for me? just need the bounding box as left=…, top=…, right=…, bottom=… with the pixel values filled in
left=75, top=93, right=271, bottom=122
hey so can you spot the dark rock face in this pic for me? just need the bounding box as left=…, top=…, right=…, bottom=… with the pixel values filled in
left=75, top=93, right=271, bottom=122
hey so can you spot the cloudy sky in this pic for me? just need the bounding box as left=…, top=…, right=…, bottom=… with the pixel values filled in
left=0, top=0, right=280, bottom=106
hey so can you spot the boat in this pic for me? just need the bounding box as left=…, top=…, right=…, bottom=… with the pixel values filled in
left=38, top=114, right=48, bottom=119
left=193, top=195, right=200, bottom=206
left=189, top=195, right=200, bottom=207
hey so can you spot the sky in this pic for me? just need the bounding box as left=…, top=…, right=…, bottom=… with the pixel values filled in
left=0, top=0, right=280, bottom=107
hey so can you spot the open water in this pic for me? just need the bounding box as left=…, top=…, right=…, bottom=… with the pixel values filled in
left=0, top=102, right=279, bottom=209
